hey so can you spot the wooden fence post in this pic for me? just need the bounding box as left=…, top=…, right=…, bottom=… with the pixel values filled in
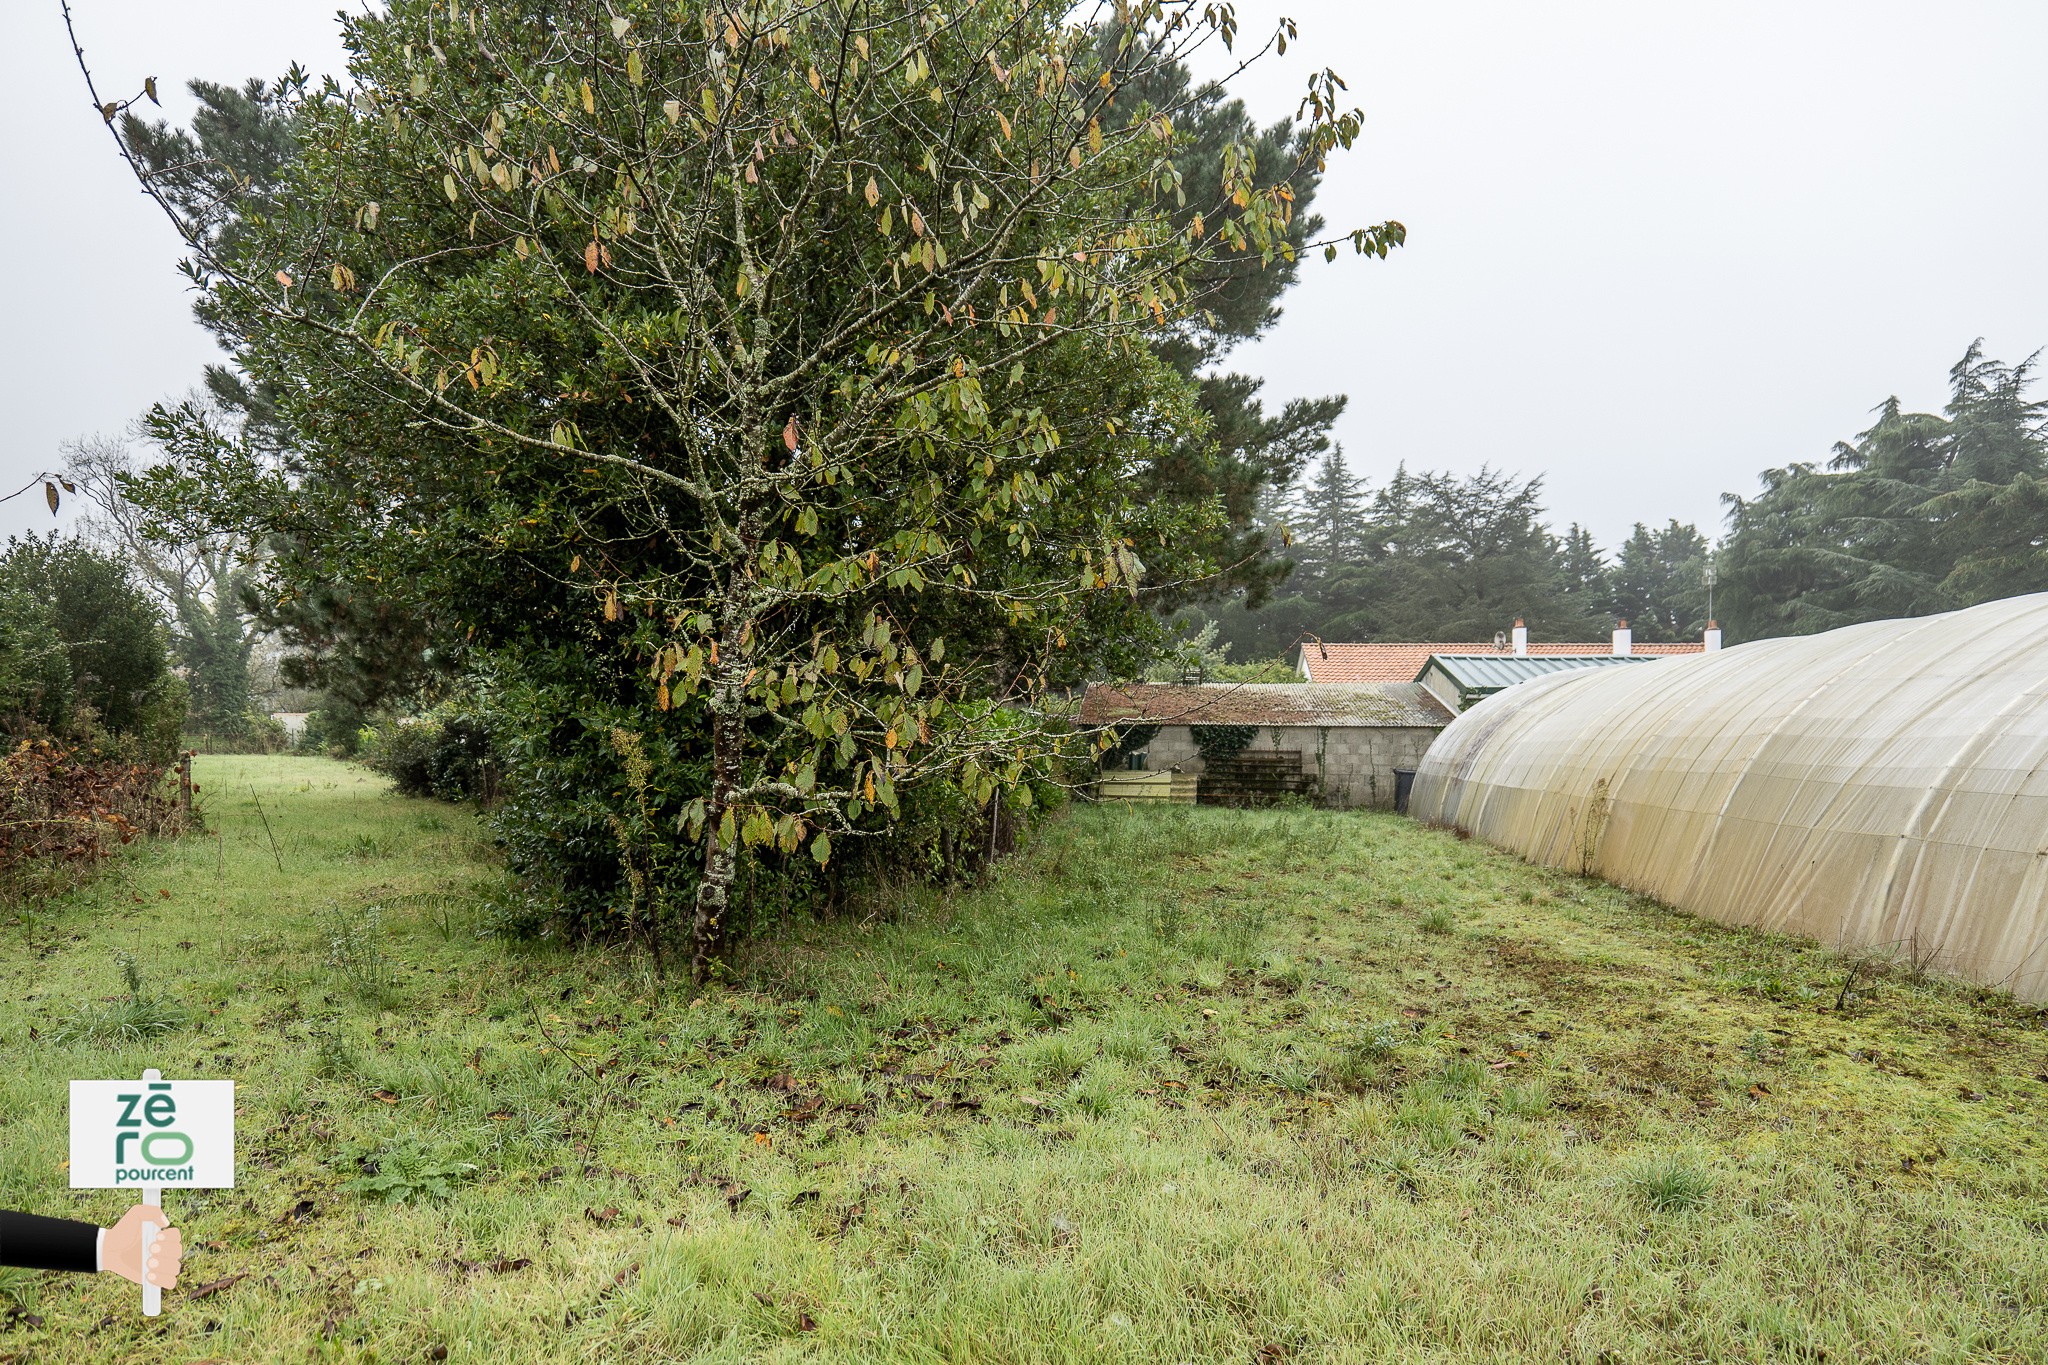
left=179, top=751, right=193, bottom=815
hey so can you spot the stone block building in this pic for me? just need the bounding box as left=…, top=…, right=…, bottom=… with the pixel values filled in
left=1078, top=682, right=1453, bottom=809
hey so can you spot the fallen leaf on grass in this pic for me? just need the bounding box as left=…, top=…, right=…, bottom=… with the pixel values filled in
left=1749, top=1083, right=1770, bottom=1098
left=586, top=1206, right=620, bottom=1227
left=488, top=1111, right=513, bottom=1121
left=370, top=1089, right=399, bottom=1105
left=187, top=1272, right=250, bottom=1301
left=1959, top=1088, right=1985, bottom=1102
left=723, top=1183, right=751, bottom=1212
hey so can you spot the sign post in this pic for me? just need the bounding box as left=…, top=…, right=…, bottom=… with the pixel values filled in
left=70, top=1069, right=234, bottom=1316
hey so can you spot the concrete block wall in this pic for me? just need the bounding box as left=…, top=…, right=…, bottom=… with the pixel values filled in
left=1134, top=725, right=1444, bottom=809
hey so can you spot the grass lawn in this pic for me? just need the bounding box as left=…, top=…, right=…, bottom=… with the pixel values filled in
left=3, top=755, right=2046, bottom=1363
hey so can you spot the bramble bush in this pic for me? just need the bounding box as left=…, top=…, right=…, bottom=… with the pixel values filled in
left=0, top=738, right=191, bottom=903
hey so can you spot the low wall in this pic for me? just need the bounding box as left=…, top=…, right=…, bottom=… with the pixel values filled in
left=1141, top=724, right=1442, bottom=809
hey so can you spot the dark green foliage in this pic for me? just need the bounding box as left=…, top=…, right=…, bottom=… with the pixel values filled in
left=0, top=587, right=73, bottom=733
left=1208, top=464, right=1618, bottom=657
left=1609, top=520, right=1711, bottom=642
left=123, top=76, right=305, bottom=447
left=0, top=537, right=182, bottom=754
left=363, top=704, right=499, bottom=805
left=1102, top=30, right=1373, bottom=606
left=1191, top=724, right=1258, bottom=765
left=299, top=696, right=369, bottom=757
left=123, top=79, right=443, bottom=707
left=1720, top=343, right=2048, bottom=640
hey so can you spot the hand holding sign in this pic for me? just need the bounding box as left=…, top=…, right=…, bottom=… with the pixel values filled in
left=70, top=1069, right=232, bottom=1316
left=103, top=1204, right=182, bottom=1289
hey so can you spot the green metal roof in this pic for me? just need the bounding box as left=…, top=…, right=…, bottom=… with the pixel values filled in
left=1418, top=653, right=1658, bottom=697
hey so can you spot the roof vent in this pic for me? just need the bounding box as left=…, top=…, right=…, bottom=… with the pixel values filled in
left=1612, top=619, right=1633, bottom=657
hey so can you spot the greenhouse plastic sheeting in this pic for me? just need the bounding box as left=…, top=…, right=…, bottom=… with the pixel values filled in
left=1409, top=594, right=2048, bottom=1002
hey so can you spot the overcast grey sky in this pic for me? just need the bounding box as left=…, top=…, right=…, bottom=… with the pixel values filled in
left=5, top=2, right=2045, bottom=548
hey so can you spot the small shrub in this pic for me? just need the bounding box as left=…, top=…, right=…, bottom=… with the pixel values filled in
left=361, top=702, right=499, bottom=804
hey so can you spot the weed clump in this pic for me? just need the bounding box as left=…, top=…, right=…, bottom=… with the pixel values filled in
left=1333, top=1022, right=1406, bottom=1090
left=50, top=950, right=186, bottom=1045
left=342, top=1136, right=478, bottom=1203
left=322, top=904, right=397, bottom=1007
left=1626, top=1153, right=1714, bottom=1213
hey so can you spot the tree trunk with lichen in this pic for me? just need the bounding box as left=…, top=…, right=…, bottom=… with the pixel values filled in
left=690, top=659, right=749, bottom=983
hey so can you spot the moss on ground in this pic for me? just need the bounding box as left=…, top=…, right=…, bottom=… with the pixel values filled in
left=2, top=756, right=2044, bottom=1362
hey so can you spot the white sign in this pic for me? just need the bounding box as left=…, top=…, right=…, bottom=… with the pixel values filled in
left=69, top=1077, right=235, bottom=1190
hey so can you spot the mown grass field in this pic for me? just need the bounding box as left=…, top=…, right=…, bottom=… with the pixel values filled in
left=3, top=755, right=2046, bottom=1364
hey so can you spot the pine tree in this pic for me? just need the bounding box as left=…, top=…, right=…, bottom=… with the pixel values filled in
left=1609, top=520, right=1709, bottom=642
left=1293, top=448, right=1365, bottom=572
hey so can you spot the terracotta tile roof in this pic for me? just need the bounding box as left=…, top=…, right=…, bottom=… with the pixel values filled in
left=1297, top=640, right=1703, bottom=683
left=1079, top=682, right=1453, bottom=729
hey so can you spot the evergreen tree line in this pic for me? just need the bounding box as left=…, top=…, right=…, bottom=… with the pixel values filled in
left=1199, top=341, right=2046, bottom=661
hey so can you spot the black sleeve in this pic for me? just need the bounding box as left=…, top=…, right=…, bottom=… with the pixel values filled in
left=0, top=1210, right=99, bottom=1273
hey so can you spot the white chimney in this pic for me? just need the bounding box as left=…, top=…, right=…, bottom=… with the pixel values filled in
left=1704, top=619, right=1722, bottom=652
left=1612, top=619, right=1632, bottom=656
left=1512, top=618, right=1528, bottom=656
